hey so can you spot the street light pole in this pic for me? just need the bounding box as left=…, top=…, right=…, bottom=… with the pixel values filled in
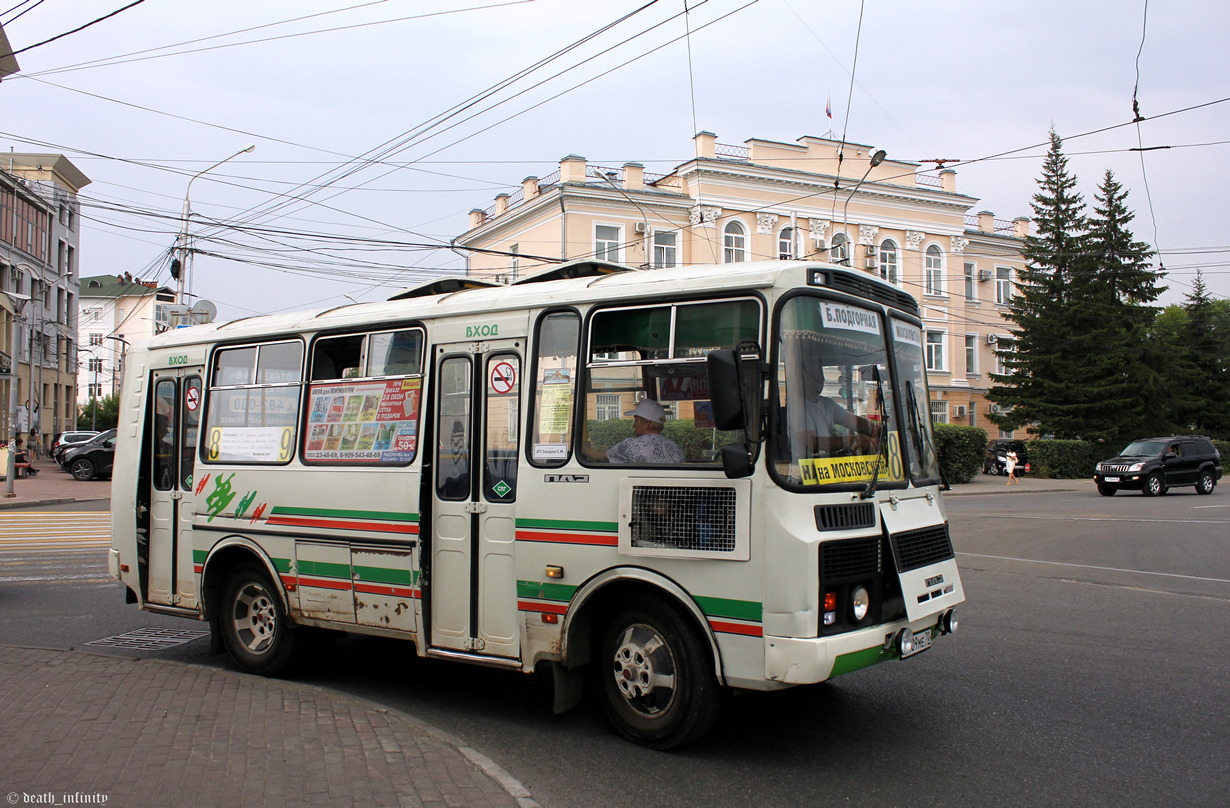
left=176, top=144, right=256, bottom=309
left=4, top=291, right=31, bottom=498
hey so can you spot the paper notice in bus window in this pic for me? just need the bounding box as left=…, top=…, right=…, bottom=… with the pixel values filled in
left=537, top=370, right=573, bottom=434
left=304, top=378, right=421, bottom=463
left=533, top=444, right=569, bottom=460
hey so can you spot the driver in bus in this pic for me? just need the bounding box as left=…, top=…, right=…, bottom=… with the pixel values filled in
left=585, top=399, right=684, bottom=464
left=800, top=375, right=880, bottom=457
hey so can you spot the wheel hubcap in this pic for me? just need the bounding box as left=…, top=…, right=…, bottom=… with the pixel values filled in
left=611, top=623, right=677, bottom=718
left=232, top=582, right=277, bottom=654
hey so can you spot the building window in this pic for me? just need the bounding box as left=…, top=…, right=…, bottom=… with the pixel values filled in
left=594, top=225, right=621, bottom=263
left=509, top=243, right=520, bottom=279
left=925, top=245, right=944, bottom=295
left=965, top=334, right=977, bottom=376
left=595, top=393, right=621, bottom=421
left=87, top=383, right=103, bottom=398
left=777, top=227, right=795, bottom=260
left=879, top=240, right=898, bottom=284
left=930, top=400, right=949, bottom=424
left=88, top=357, right=103, bottom=373
left=653, top=230, right=677, bottom=268
left=89, top=332, right=103, bottom=346
left=830, top=232, right=849, bottom=264
left=723, top=221, right=747, bottom=263
left=925, top=330, right=947, bottom=371
left=964, top=262, right=976, bottom=301
left=996, top=266, right=1013, bottom=304
left=994, top=337, right=1014, bottom=376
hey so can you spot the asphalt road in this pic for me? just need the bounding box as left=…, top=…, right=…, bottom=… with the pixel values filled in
left=3, top=489, right=1228, bottom=807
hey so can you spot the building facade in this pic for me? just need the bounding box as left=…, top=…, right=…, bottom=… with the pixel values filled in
left=77, top=274, right=178, bottom=405
left=1, top=154, right=89, bottom=453
left=453, top=132, right=1028, bottom=436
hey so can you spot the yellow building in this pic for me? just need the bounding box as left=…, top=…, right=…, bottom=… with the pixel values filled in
left=454, top=132, right=1028, bottom=437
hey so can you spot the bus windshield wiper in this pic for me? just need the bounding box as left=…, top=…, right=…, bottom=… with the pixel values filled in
left=860, top=366, right=888, bottom=500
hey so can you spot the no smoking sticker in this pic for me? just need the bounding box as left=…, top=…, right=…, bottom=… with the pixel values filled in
left=185, top=387, right=200, bottom=411
left=490, top=361, right=516, bottom=394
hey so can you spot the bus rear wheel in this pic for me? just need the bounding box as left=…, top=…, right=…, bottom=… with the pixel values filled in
left=596, top=594, right=721, bottom=750
left=218, top=563, right=298, bottom=676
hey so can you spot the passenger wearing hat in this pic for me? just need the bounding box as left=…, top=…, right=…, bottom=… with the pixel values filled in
left=586, top=399, right=684, bottom=464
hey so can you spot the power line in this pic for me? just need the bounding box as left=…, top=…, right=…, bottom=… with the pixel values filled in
left=1, top=0, right=147, bottom=60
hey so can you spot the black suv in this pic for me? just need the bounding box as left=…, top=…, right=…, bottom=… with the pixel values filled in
left=1094, top=436, right=1223, bottom=497
left=62, top=429, right=117, bottom=481
left=984, top=439, right=1028, bottom=476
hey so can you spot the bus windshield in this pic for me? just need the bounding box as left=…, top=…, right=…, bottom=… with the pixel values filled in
left=889, top=317, right=941, bottom=483
left=774, top=296, right=900, bottom=489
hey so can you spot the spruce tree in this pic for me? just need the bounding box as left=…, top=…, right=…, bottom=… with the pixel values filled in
left=1174, top=271, right=1230, bottom=437
left=987, top=130, right=1089, bottom=438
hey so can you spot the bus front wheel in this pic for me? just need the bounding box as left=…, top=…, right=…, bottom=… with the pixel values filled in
left=218, top=563, right=298, bottom=676
left=596, top=594, right=721, bottom=750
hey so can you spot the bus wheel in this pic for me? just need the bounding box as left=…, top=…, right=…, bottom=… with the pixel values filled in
left=596, top=595, right=721, bottom=750
left=219, top=563, right=298, bottom=676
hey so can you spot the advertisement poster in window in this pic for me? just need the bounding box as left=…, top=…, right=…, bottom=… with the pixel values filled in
left=305, top=378, right=421, bottom=463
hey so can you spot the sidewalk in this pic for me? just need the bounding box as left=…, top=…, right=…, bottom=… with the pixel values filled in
left=0, top=646, right=537, bottom=808
left=945, top=469, right=1087, bottom=496
left=0, top=455, right=112, bottom=509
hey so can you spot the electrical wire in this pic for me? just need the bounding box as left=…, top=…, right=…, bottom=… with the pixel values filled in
left=1, top=0, right=147, bottom=60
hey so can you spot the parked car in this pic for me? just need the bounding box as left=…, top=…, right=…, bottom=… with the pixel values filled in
left=62, top=429, right=117, bottom=481
left=1094, top=435, right=1223, bottom=497
left=51, top=430, right=100, bottom=466
left=984, top=439, right=1029, bottom=476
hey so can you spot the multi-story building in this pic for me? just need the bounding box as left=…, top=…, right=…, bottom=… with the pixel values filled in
left=77, top=274, right=178, bottom=405
left=1, top=153, right=89, bottom=453
left=453, top=132, right=1029, bottom=436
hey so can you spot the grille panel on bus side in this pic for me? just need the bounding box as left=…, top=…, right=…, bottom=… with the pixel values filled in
left=889, top=524, right=955, bottom=572
left=820, top=536, right=882, bottom=581
left=630, top=486, right=737, bottom=553
left=814, top=503, right=876, bottom=532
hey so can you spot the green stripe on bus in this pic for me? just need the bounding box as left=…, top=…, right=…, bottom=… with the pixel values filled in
left=297, top=559, right=351, bottom=579
left=829, top=645, right=889, bottom=677
left=271, top=506, right=419, bottom=522
left=515, top=517, right=618, bottom=533
left=271, top=557, right=292, bottom=574
left=516, top=580, right=578, bottom=602
left=193, top=550, right=208, bottom=564
left=354, top=565, right=417, bottom=586
left=693, top=595, right=762, bottom=622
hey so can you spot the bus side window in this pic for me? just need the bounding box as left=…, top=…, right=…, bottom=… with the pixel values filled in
left=529, top=311, right=579, bottom=466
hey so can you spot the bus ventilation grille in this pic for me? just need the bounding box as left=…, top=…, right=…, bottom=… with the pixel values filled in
left=889, top=524, right=954, bottom=572
left=814, top=502, right=876, bottom=531
left=630, top=486, right=737, bottom=553
left=820, top=536, right=882, bottom=581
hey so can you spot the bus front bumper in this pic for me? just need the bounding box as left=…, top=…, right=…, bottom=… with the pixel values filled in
left=764, top=609, right=958, bottom=685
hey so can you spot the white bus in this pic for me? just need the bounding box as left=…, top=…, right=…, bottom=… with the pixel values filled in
left=109, top=259, right=962, bottom=749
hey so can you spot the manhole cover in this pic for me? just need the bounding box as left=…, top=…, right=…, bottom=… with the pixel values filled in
left=85, top=627, right=210, bottom=650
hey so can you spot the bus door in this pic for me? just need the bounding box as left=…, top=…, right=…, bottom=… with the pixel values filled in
left=146, top=368, right=204, bottom=609
left=429, top=343, right=522, bottom=658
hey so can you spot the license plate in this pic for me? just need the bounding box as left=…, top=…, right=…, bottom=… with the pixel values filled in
left=903, top=628, right=932, bottom=659
left=1103, top=476, right=1120, bottom=483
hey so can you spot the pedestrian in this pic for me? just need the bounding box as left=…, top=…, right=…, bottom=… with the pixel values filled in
left=1005, top=449, right=1019, bottom=485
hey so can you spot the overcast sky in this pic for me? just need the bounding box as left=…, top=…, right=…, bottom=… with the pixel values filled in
left=3, top=0, right=1227, bottom=323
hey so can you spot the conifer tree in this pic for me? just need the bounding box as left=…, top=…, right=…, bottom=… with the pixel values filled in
left=987, top=130, right=1090, bottom=438
left=1173, top=270, right=1230, bottom=437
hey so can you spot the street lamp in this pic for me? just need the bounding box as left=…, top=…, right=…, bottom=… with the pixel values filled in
left=4, top=291, right=31, bottom=498
left=839, top=149, right=887, bottom=265
left=175, top=143, right=256, bottom=308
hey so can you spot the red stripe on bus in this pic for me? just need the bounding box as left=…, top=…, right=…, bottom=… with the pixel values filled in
left=709, top=619, right=763, bottom=637
left=193, top=564, right=204, bottom=574
left=515, top=530, right=618, bottom=546
left=296, top=576, right=353, bottom=592
left=266, top=516, right=419, bottom=534
left=354, top=583, right=420, bottom=599
left=518, top=600, right=568, bottom=614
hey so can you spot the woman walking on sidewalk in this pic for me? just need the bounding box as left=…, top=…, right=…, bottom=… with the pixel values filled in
left=1005, top=449, right=1020, bottom=485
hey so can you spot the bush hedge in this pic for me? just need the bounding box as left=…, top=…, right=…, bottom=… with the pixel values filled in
left=933, top=424, right=988, bottom=484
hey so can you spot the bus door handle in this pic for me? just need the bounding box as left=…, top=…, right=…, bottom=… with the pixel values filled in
left=464, top=502, right=488, bottom=514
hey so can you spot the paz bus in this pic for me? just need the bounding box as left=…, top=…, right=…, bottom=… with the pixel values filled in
left=108, top=258, right=963, bottom=749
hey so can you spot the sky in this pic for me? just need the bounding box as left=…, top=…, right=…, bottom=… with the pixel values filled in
left=2, top=0, right=1228, bottom=324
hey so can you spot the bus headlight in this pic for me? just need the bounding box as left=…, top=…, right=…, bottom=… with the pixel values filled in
left=941, top=609, right=959, bottom=635
left=895, top=628, right=916, bottom=657
left=851, top=585, right=870, bottom=622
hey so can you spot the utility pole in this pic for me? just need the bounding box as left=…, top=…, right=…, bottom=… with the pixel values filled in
left=4, top=292, right=31, bottom=498
left=176, top=144, right=255, bottom=311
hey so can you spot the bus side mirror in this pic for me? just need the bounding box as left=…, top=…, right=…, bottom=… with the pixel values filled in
left=720, top=442, right=754, bottom=478
left=707, top=349, right=746, bottom=431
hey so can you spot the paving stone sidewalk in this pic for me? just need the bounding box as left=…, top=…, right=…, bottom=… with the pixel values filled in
left=0, top=646, right=535, bottom=808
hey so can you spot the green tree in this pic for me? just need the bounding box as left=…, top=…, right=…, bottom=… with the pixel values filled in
left=1170, top=271, right=1230, bottom=437
left=78, top=394, right=120, bottom=431
left=987, top=130, right=1091, bottom=438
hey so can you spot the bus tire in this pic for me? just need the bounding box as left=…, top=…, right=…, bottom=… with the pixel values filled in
left=218, top=563, right=298, bottom=676
left=596, top=594, right=721, bottom=750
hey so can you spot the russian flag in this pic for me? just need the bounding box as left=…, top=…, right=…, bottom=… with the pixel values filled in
left=826, top=93, right=832, bottom=119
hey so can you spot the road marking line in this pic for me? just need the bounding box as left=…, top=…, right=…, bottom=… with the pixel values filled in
left=958, top=552, right=1230, bottom=585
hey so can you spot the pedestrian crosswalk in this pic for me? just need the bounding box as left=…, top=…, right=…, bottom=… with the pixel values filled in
left=0, top=511, right=112, bottom=552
